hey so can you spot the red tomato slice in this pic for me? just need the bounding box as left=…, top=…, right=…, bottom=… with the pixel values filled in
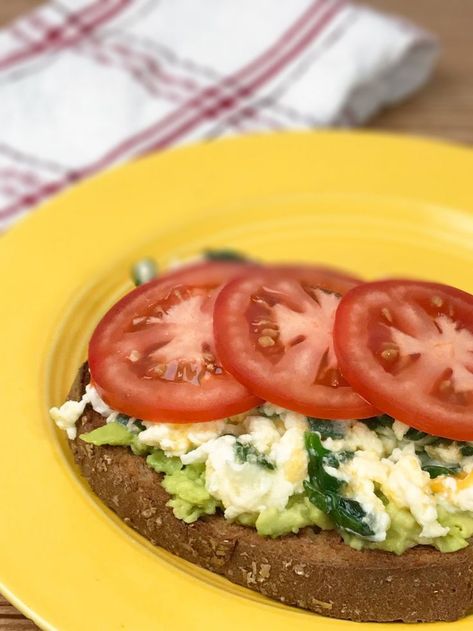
left=213, top=265, right=377, bottom=419
left=334, top=280, right=473, bottom=440
left=89, top=262, right=262, bottom=422
left=272, top=264, right=362, bottom=289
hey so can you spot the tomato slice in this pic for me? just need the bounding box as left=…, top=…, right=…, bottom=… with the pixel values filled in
left=89, top=262, right=262, bottom=422
left=334, top=280, right=473, bottom=440
left=272, top=264, right=362, bottom=290
left=213, top=265, right=377, bottom=419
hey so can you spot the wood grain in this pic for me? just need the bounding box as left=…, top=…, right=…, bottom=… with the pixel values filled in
left=365, top=0, right=473, bottom=144
left=0, top=0, right=43, bottom=26
left=0, top=0, right=472, bottom=629
left=0, top=596, right=37, bottom=631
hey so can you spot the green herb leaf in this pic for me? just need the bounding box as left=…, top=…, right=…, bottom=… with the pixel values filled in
left=324, top=450, right=354, bottom=468
left=115, top=413, right=131, bottom=426
left=115, top=414, right=146, bottom=434
left=304, top=431, right=373, bottom=537
left=304, top=432, right=340, bottom=491
left=305, top=430, right=329, bottom=460
left=418, top=452, right=461, bottom=478
left=405, top=427, right=428, bottom=441
left=431, top=437, right=454, bottom=446
left=303, top=480, right=331, bottom=513
left=204, top=249, right=249, bottom=262
left=330, top=495, right=375, bottom=537
left=234, top=440, right=275, bottom=470
left=308, top=418, right=347, bottom=439
left=362, top=414, right=394, bottom=431
left=461, top=444, right=473, bottom=457
left=131, top=258, right=157, bottom=286
left=422, top=463, right=461, bottom=478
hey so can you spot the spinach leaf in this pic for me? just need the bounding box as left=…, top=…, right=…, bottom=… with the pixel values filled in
left=303, top=480, right=374, bottom=538
left=115, top=414, right=146, bottom=433
left=305, top=432, right=341, bottom=492
left=234, top=440, right=275, bottom=470
left=303, top=480, right=331, bottom=513
left=308, top=418, right=347, bottom=439
left=404, top=430, right=453, bottom=447
left=330, top=495, right=376, bottom=537
left=422, top=463, right=461, bottom=478
left=115, top=413, right=130, bottom=426
left=131, top=257, right=157, bottom=286
left=304, top=432, right=374, bottom=538
left=417, top=452, right=461, bottom=478
left=362, top=414, right=393, bottom=431
left=405, top=427, right=428, bottom=441
left=205, top=249, right=249, bottom=262
left=461, top=444, right=473, bottom=457
left=428, top=437, right=454, bottom=447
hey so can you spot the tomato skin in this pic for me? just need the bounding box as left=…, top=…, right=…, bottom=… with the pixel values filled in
left=89, top=262, right=261, bottom=423
left=334, top=279, right=473, bottom=441
left=214, top=265, right=377, bottom=420
left=272, top=264, right=363, bottom=293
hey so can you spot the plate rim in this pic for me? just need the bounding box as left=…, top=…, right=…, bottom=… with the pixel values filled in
left=2, top=130, right=473, bottom=631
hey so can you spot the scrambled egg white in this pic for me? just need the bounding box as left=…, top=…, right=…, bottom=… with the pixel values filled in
left=51, top=394, right=473, bottom=543
left=180, top=409, right=308, bottom=519
left=49, top=385, right=112, bottom=439
left=327, top=431, right=448, bottom=539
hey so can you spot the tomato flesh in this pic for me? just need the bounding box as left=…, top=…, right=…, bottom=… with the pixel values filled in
left=89, top=262, right=261, bottom=422
left=214, top=265, right=377, bottom=419
left=334, top=280, right=473, bottom=440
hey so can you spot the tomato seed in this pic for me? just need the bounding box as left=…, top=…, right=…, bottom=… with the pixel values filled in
left=329, top=372, right=340, bottom=387
left=258, top=335, right=275, bottom=347
left=128, top=350, right=141, bottom=362
left=439, top=379, right=452, bottom=392
left=261, top=328, right=277, bottom=337
left=381, top=307, right=393, bottom=323
left=431, top=296, right=444, bottom=308
left=151, top=364, right=166, bottom=376
left=381, top=348, right=398, bottom=361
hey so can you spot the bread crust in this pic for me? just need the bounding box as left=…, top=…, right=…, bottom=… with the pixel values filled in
left=69, top=365, right=473, bottom=622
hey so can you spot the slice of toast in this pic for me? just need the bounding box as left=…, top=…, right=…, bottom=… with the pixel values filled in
left=68, top=364, right=473, bottom=622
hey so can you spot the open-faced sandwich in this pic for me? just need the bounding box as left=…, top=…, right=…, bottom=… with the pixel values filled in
left=50, top=253, right=473, bottom=623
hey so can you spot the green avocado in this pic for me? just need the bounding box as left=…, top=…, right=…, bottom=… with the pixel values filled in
left=252, top=495, right=334, bottom=537
left=146, top=449, right=183, bottom=475
left=161, top=462, right=219, bottom=523
left=80, top=421, right=473, bottom=553
left=80, top=422, right=150, bottom=456
left=159, top=467, right=335, bottom=535
left=341, top=502, right=421, bottom=554
left=435, top=507, right=473, bottom=552
left=341, top=501, right=473, bottom=555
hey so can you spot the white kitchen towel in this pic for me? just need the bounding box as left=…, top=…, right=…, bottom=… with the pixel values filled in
left=0, top=0, right=438, bottom=229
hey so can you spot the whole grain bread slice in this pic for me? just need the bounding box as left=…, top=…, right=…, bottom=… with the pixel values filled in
left=69, top=364, right=473, bottom=622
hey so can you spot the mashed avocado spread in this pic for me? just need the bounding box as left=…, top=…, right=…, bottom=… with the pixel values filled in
left=81, top=404, right=473, bottom=554
left=80, top=406, right=473, bottom=555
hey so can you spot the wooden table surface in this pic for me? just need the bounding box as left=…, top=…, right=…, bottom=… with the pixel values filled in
left=1, top=0, right=472, bottom=629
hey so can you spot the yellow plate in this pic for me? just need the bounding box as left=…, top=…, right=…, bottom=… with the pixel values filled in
left=1, top=131, right=473, bottom=631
